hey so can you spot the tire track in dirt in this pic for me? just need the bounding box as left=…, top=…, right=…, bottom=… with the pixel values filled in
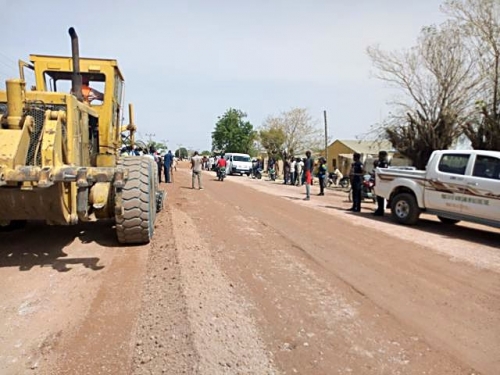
left=131, top=190, right=199, bottom=375
left=171, top=206, right=277, bottom=374
left=131, top=177, right=276, bottom=375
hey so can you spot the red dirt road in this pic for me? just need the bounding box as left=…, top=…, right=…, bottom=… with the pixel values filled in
left=0, top=164, right=498, bottom=374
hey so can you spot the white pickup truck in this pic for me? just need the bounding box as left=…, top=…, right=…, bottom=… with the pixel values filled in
left=374, top=150, right=500, bottom=228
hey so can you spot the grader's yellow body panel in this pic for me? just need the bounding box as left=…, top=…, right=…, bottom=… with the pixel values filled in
left=0, top=28, right=163, bottom=243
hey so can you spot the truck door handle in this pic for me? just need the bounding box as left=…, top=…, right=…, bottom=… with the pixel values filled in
left=467, top=182, right=478, bottom=186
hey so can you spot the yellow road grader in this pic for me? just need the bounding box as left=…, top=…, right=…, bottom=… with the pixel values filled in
left=0, top=28, right=164, bottom=244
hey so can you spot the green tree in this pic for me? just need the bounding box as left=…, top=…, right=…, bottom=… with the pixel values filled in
left=148, top=140, right=167, bottom=152
left=134, top=139, right=167, bottom=152
left=212, top=108, right=257, bottom=154
left=262, top=108, right=322, bottom=157
left=259, top=126, right=286, bottom=159
left=175, top=147, right=188, bottom=159
left=201, top=150, right=211, bottom=156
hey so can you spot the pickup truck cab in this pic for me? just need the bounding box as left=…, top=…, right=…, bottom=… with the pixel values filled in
left=374, top=150, right=500, bottom=228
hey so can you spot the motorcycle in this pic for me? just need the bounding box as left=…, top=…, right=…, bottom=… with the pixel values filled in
left=251, top=168, right=263, bottom=179
left=217, top=167, right=226, bottom=181
left=327, top=173, right=350, bottom=189
left=348, top=174, right=376, bottom=203
left=268, top=167, right=276, bottom=181
left=339, top=176, right=350, bottom=189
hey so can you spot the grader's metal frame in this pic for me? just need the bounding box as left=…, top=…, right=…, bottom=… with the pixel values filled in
left=0, top=28, right=163, bottom=244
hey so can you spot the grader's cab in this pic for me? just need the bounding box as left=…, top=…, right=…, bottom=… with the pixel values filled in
left=0, top=28, right=164, bottom=244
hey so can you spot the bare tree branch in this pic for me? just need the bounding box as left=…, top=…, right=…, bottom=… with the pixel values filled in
left=367, top=19, right=480, bottom=167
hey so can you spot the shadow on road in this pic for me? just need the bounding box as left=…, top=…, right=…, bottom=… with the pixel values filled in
left=282, top=195, right=304, bottom=201
left=0, top=220, right=119, bottom=272
left=323, top=206, right=500, bottom=248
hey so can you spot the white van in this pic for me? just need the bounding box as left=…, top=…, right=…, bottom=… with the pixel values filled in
left=224, top=153, right=252, bottom=176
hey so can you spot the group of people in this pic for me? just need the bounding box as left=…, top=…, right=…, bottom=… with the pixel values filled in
left=199, top=155, right=230, bottom=172
left=274, top=151, right=317, bottom=200
left=265, top=150, right=390, bottom=213
left=282, top=157, right=305, bottom=186
left=273, top=153, right=328, bottom=199
left=189, top=148, right=391, bottom=216
left=120, top=145, right=178, bottom=184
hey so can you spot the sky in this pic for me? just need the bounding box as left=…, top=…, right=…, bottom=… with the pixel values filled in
left=0, top=0, right=446, bottom=151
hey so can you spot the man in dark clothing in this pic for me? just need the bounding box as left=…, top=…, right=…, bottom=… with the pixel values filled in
left=373, top=151, right=389, bottom=216
left=163, top=150, right=173, bottom=183
left=317, top=157, right=327, bottom=196
left=268, top=157, right=275, bottom=170
left=283, top=158, right=290, bottom=185
left=251, top=158, right=259, bottom=178
left=303, top=151, right=314, bottom=200
left=157, top=154, right=163, bottom=183
left=348, top=152, right=364, bottom=212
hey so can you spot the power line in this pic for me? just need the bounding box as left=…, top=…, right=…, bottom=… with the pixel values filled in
left=0, top=57, right=16, bottom=74
left=0, top=51, right=17, bottom=65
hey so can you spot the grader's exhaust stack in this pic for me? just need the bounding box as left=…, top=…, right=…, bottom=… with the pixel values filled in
left=68, top=27, right=83, bottom=102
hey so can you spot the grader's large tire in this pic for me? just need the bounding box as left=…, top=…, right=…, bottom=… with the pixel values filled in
left=115, top=157, right=156, bottom=244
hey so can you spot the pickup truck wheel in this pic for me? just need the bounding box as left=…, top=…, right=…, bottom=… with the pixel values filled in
left=391, top=193, right=420, bottom=225
left=438, top=216, right=460, bottom=225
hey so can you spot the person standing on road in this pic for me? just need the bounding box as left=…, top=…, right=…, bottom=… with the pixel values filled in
left=290, top=157, right=296, bottom=186
left=163, top=150, right=173, bottom=183
left=296, top=158, right=304, bottom=186
left=209, top=155, right=215, bottom=171
left=348, top=153, right=365, bottom=212
left=251, top=158, right=259, bottom=178
left=373, top=150, right=389, bottom=216
left=317, top=157, right=327, bottom=196
left=303, top=151, right=314, bottom=200
left=156, top=153, right=163, bottom=183
left=172, top=155, right=178, bottom=171
left=268, top=157, right=275, bottom=172
left=283, top=157, right=291, bottom=185
left=191, top=151, right=203, bottom=190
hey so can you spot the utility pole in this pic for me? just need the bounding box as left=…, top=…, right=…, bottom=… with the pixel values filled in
left=323, top=110, right=329, bottom=168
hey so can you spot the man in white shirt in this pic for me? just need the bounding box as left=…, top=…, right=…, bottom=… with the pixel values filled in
left=290, top=158, right=297, bottom=186
left=333, top=167, right=343, bottom=186
left=191, top=151, right=203, bottom=190
left=296, top=158, right=304, bottom=186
